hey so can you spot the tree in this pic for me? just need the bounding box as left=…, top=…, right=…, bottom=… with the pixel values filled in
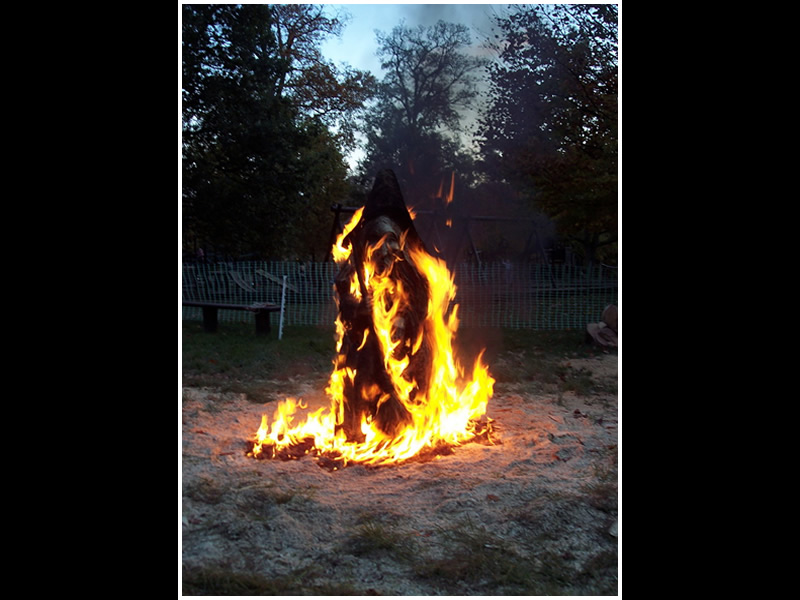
left=181, top=4, right=374, bottom=260
left=479, top=4, right=618, bottom=266
left=360, top=20, right=486, bottom=210
left=182, top=4, right=300, bottom=259
left=291, top=122, right=350, bottom=261
left=270, top=5, right=376, bottom=154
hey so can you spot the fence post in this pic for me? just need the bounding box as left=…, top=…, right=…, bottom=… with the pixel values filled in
left=279, top=275, right=287, bottom=340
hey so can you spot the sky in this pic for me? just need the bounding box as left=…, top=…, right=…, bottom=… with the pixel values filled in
left=317, top=3, right=504, bottom=169
left=319, top=3, right=502, bottom=77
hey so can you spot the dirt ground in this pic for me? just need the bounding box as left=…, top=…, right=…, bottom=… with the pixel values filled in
left=180, top=353, right=619, bottom=595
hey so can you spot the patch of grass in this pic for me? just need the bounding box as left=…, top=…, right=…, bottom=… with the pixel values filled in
left=458, top=327, right=614, bottom=394
left=181, top=322, right=335, bottom=399
left=416, top=511, right=619, bottom=595
left=181, top=322, right=616, bottom=399
left=414, top=518, right=543, bottom=594
left=584, top=480, right=618, bottom=514
left=583, top=445, right=618, bottom=513
left=184, top=474, right=226, bottom=504
left=576, top=549, right=619, bottom=595
left=234, top=481, right=317, bottom=512
left=557, top=365, right=596, bottom=395
left=344, top=514, right=416, bottom=560
left=531, top=548, right=584, bottom=591
left=492, top=328, right=602, bottom=357
left=182, top=565, right=362, bottom=596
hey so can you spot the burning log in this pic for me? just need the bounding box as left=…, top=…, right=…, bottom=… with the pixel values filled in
left=249, top=169, right=495, bottom=467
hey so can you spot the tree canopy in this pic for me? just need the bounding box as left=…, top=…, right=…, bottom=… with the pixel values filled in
left=270, top=5, right=376, bottom=153
left=479, top=4, right=618, bottom=265
left=181, top=5, right=619, bottom=266
left=359, top=20, right=486, bottom=210
left=181, top=4, right=374, bottom=261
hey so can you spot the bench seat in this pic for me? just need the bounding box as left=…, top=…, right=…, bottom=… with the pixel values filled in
left=182, top=300, right=280, bottom=335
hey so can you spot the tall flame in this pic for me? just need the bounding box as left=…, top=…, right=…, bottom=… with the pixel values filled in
left=250, top=204, right=494, bottom=467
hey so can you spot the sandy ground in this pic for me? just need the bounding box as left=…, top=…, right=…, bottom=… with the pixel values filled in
left=180, top=353, right=619, bottom=595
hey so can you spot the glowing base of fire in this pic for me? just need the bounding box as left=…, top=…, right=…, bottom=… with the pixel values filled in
left=246, top=397, right=496, bottom=468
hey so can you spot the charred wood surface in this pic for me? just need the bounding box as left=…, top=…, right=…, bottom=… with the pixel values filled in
left=335, top=170, right=434, bottom=442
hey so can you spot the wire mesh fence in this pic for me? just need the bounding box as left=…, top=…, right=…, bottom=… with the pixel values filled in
left=182, top=261, right=617, bottom=331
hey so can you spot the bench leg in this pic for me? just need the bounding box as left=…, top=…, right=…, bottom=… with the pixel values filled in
left=254, top=310, right=271, bottom=336
left=201, top=306, right=219, bottom=333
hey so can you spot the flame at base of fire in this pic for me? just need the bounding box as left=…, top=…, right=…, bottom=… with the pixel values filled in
left=247, top=376, right=495, bottom=468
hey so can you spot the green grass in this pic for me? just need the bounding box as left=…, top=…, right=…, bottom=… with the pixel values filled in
left=344, top=515, right=416, bottom=560
left=181, top=321, right=616, bottom=402
left=182, top=565, right=363, bottom=596
left=412, top=517, right=616, bottom=595
left=414, top=518, right=540, bottom=593
left=457, top=327, right=617, bottom=395
left=181, top=322, right=336, bottom=401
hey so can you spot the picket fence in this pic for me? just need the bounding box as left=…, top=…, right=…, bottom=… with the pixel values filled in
left=182, top=261, right=617, bottom=331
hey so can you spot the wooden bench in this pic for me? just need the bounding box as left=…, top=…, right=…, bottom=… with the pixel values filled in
left=183, top=267, right=283, bottom=336
left=182, top=300, right=280, bottom=335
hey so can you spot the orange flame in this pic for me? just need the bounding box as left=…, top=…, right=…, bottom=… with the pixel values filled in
left=445, top=171, right=455, bottom=206
left=331, top=206, right=364, bottom=264
left=250, top=204, right=494, bottom=467
left=435, top=171, right=455, bottom=206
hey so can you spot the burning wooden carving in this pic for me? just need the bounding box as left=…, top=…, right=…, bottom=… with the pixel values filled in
left=333, top=170, right=432, bottom=442
left=250, top=169, right=494, bottom=467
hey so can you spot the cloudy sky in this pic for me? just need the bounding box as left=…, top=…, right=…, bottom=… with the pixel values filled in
left=318, top=3, right=505, bottom=169
left=319, top=3, right=502, bottom=77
